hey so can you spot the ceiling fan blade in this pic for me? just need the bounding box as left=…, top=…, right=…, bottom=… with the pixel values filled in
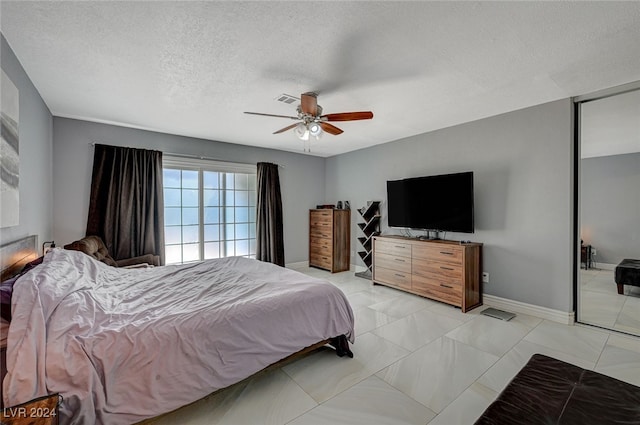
left=244, top=112, right=298, bottom=120
left=273, top=123, right=299, bottom=134
left=301, top=92, right=318, bottom=116
left=319, top=122, right=344, bottom=135
left=321, top=111, right=374, bottom=121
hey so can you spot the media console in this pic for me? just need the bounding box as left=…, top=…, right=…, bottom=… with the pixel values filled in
left=372, top=235, right=482, bottom=312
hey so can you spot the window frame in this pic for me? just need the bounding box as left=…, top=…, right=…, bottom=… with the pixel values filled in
left=163, top=156, right=257, bottom=264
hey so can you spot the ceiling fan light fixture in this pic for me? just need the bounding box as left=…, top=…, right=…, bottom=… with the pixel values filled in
left=308, top=122, right=323, bottom=138
left=294, top=122, right=309, bottom=141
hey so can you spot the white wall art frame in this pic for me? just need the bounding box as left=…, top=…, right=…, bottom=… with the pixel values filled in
left=1, top=69, right=20, bottom=228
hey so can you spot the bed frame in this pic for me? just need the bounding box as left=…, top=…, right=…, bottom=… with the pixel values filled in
left=0, top=235, right=38, bottom=282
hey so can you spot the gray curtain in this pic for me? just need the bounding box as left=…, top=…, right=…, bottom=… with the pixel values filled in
left=86, top=144, right=165, bottom=264
left=256, top=162, right=285, bottom=266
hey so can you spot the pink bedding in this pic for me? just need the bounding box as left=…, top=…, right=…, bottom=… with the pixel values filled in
left=3, top=248, right=354, bottom=424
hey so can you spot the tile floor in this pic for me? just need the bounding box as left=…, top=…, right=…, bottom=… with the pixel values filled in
left=148, top=266, right=640, bottom=425
left=579, top=267, right=640, bottom=336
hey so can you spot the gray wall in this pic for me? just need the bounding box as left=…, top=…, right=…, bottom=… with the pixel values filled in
left=326, top=99, right=574, bottom=312
left=581, top=152, right=640, bottom=264
left=52, top=118, right=326, bottom=263
left=0, top=34, right=53, bottom=250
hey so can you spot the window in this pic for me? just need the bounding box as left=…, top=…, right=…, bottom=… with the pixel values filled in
left=163, top=156, right=257, bottom=265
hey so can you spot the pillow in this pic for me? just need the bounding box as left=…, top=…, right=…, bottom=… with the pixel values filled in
left=0, top=275, right=19, bottom=321
left=0, top=256, right=44, bottom=322
left=21, top=255, right=44, bottom=273
left=65, top=236, right=118, bottom=267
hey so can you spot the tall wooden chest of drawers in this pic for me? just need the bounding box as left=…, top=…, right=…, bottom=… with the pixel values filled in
left=309, top=209, right=351, bottom=273
left=372, top=235, right=482, bottom=312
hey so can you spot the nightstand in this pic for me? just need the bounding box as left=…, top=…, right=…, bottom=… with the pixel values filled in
left=581, top=244, right=592, bottom=269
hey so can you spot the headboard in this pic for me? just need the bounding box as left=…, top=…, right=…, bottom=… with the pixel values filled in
left=0, top=235, right=38, bottom=282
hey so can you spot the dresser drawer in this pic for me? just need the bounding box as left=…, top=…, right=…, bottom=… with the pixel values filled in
left=412, top=274, right=462, bottom=293
left=374, top=239, right=412, bottom=258
left=412, top=258, right=462, bottom=281
left=310, top=236, right=332, bottom=251
left=310, top=210, right=333, bottom=223
left=374, top=266, right=412, bottom=290
left=375, top=252, right=411, bottom=273
left=414, top=284, right=462, bottom=306
left=310, top=219, right=333, bottom=229
left=412, top=244, right=462, bottom=264
left=310, top=244, right=332, bottom=258
left=310, top=227, right=332, bottom=239
left=310, top=253, right=332, bottom=269
left=412, top=275, right=462, bottom=304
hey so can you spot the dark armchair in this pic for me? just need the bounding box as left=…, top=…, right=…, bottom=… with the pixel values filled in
left=64, top=235, right=160, bottom=267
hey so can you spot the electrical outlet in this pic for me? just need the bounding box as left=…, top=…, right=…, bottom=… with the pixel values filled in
left=592, top=248, right=597, bottom=256
left=482, top=272, right=489, bottom=283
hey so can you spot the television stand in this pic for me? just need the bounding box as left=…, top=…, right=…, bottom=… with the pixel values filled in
left=372, top=235, right=483, bottom=312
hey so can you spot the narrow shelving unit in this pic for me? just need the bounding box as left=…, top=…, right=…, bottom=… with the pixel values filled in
left=355, top=201, right=380, bottom=279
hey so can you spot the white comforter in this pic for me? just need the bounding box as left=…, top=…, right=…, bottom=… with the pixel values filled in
left=3, top=248, right=354, bottom=424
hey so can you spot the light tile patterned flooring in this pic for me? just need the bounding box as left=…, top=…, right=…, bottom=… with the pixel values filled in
left=579, top=268, right=640, bottom=336
left=148, top=266, right=640, bottom=425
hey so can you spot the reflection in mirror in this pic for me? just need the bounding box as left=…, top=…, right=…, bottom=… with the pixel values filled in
left=578, top=88, right=640, bottom=336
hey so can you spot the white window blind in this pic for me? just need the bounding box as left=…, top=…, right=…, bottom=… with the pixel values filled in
left=162, top=156, right=257, bottom=265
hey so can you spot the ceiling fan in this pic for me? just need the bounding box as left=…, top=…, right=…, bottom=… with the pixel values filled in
left=244, top=92, right=373, bottom=141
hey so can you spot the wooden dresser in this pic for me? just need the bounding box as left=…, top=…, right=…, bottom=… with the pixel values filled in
left=372, top=235, right=482, bottom=312
left=309, top=209, right=350, bottom=273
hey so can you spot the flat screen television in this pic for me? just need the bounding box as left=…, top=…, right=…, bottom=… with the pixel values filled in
left=387, top=171, right=474, bottom=233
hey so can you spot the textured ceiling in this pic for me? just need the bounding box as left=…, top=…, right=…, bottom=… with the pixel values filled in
left=2, top=1, right=640, bottom=157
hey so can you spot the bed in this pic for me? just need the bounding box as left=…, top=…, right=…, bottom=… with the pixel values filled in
left=2, top=238, right=355, bottom=425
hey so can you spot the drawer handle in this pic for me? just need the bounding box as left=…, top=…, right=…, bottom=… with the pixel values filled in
left=394, top=273, right=405, bottom=278
left=440, top=251, right=454, bottom=255
left=440, top=283, right=453, bottom=289
left=395, top=258, right=406, bottom=262
left=395, top=245, right=407, bottom=249
left=440, top=266, right=454, bottom=271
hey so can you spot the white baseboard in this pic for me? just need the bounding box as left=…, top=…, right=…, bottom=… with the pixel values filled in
left=286, top=261, right=364, bottom=273
left=285, top=261, right=308, bottom=269
left=592, top=262, right=616, bottom=271
left=483, top=294, right=575, bottom=325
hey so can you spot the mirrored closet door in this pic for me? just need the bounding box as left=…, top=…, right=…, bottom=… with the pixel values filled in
left=576, top=86, right=640, bottom=336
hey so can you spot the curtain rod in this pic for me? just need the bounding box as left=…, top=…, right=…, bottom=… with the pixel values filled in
left=89, top=142, right=284, bottom=168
